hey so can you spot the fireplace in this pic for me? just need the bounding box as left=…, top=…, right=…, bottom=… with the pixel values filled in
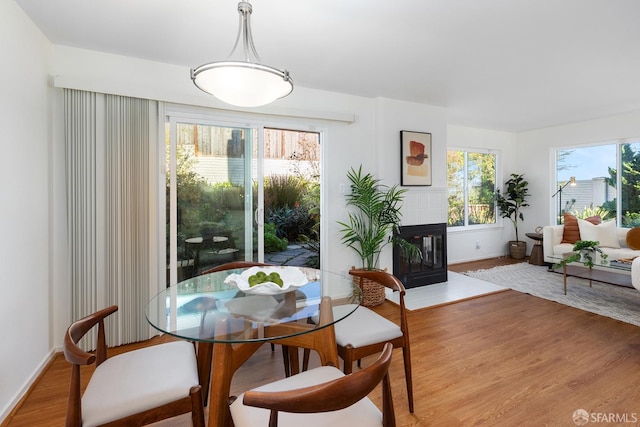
left=393, top=223, right=447, bottom=288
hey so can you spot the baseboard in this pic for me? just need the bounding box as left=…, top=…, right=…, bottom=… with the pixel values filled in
left=0, top=348, right=57, bottom=426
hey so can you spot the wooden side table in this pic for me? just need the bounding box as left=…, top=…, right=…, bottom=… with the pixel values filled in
left=525, top=232, right=544, bottom=266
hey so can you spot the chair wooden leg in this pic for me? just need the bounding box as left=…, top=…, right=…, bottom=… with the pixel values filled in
left=402, top=345, right=414, bottom=413
left=196, top=342, right=213, bottom=405
left=281, top=345, right=291, bottom=377
left=381, top=373, right=396, bottom=427
left=343, top=349, right=354, bottom=375
left=190, top=385, right=206, bottom=427
left=289, top=347, right=301, bottom=376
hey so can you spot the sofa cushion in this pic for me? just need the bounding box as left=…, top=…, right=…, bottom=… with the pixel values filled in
left=578, top=219, right=620, bottom=248
left=561, top=213, right=601, bottom=244
left=626, top=227, right=640, bottom=250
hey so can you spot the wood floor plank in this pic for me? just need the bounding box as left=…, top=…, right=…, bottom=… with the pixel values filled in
left=4, top=258, right=640, bottom=426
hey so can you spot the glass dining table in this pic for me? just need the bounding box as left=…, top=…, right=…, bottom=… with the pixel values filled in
left=146, top=266, right=362, bottom=427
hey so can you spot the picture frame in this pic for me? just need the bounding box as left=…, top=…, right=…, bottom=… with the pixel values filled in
left=400, top=130, right=432, bottom=186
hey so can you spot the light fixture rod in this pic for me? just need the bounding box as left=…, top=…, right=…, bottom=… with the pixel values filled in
left=226, top=2, right=261, bottom=63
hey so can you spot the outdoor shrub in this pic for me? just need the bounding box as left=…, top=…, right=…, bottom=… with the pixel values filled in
left=264, top=174, right=306, bottom=211
left=624, top=212, right=640, bottom=227
left=264, top=223, right=288, bottom=253
left=266, top=205, right=316, bottom=242
left=572, top=204, right=612, bottom=221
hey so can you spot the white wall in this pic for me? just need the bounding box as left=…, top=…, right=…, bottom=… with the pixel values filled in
left=374, top=98, right=449, bottom=268
left=517, top=111, right=640, bottom=240
left=48, top=45, right=455, bottom=331
left=447, top=114, right=640, bottom=265
left=9, top=0, right=640, bottom=418
left=446, top=125, right=519, bottom=263
left=0, top=0, right=52, bottom=420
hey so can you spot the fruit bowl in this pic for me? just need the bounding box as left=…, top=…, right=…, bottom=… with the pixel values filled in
left=224, top=266, right=309, bottom=295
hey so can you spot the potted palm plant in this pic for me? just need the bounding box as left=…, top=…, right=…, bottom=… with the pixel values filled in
left=338, top=165, right=419, bottom=305
left=495, top=173, right=530, bottom=259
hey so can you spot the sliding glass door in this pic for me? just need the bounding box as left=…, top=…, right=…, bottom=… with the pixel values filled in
left=166, top=119, right=261, bottom=285
left=164, top=112, right=321, bottom=286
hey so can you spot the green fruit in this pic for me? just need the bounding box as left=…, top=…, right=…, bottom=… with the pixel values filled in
left=246, top=270, right=285, bottom=288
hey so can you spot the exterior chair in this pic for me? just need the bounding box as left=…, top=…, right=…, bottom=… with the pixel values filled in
left=199, top=260, right=271, bottom=276
left=63, top=305, right=205, bottom=427
left=337, top=269, right=414, bottom=413
left=230, top=342, right=395, bottom=427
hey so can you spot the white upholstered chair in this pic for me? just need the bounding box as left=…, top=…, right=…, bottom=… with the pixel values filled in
left=335, top=269, right=414, bottom=413
left=63, top=305, right=205, bottom=427
left=230, top=342, right=395, bottom=427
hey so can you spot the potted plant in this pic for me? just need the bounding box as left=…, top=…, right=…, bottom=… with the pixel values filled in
left=337, top=165, right=419, bottom=306
left=495, top=173, right=530, bottom=259
left=552, top=240, right=609, bottom=270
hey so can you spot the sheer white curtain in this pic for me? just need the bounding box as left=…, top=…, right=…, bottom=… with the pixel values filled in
left=65, top=89, right=156, bottom=346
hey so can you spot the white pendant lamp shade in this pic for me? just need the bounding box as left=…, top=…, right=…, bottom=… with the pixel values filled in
left=191, top=62, right=293, bottom=108
left=191, top=2, right=293, bottom=107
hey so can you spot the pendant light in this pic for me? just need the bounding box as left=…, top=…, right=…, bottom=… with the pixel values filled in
left=191, top=1, right=293, bottom=107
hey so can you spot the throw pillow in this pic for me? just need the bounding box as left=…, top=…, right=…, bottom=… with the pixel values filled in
left=561, top=213, right=601, bottom=244
left=577, top=219, right=620, bottom=248
left=626, top=227, right=640, bottom=250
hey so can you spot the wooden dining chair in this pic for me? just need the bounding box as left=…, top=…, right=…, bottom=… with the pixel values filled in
left=229, top=342, right=395, bottom=427
left=63, top=305, right=205, bottom=427
left=336, top=269, right=414, bottom=413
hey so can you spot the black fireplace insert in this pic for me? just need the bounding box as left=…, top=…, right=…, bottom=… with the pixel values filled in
left=393, top=223, right=447, bottom=288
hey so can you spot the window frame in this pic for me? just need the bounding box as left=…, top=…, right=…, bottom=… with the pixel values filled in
left=447, top=147, right=501, bottom=232
left=553, top=137, right=640, bottom=227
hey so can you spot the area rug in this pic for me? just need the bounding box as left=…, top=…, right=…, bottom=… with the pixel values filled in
left=466, top=262, right=640, bottom=327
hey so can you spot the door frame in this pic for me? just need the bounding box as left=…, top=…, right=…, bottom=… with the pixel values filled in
left=159, top=104, right=325, bottom=292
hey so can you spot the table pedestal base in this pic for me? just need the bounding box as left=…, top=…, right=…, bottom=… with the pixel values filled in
left=205, top=296, right=339, bottom=427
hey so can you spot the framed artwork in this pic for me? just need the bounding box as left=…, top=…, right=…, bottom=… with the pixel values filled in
left=400, top=130, right=432, bottom=186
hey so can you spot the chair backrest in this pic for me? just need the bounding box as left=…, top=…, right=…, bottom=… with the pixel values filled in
left=63, top=305, right=119, bottom=426
left=63, top=305, right=205, bottom=427
left=349, top=269, right=408, bottom=333
left=349, top=269, right=405, bottom=294
left=64, top=305, right=118, bottom=368
left=242, top=342, right=395, bottom=426
left=199, top=261, right=271, bottom=275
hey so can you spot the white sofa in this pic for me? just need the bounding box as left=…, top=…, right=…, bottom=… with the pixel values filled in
left=543, top=224, right=640, bottom=290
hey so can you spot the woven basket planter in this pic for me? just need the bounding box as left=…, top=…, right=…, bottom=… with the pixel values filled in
left=350, top=267, right=387, bottom=307
left=508, top=241, right=527, bottom=259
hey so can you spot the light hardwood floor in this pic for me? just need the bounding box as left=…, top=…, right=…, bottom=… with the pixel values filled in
left=5, top=258, right=640, bottom=426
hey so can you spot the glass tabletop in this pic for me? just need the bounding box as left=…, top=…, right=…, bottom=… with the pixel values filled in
left=146, top=266, right=362, bottom=343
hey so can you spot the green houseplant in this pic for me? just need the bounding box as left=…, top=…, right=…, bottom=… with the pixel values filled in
left=495, top=173, right=530, bottom=259
left=337, top=166, right=419, bottom=305
left=552, top=240, right=609, bottom=270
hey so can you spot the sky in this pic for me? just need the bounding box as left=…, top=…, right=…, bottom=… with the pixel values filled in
left=557, top=145, right=616, bottom=182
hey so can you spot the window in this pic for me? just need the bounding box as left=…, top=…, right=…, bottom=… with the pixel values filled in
left=555, top=140, right=640, bottom=227
left=447, top=150, right=497, bottom=228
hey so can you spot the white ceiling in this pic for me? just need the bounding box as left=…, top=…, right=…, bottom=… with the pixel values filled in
left=15, top=0, right=640, bottom=132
